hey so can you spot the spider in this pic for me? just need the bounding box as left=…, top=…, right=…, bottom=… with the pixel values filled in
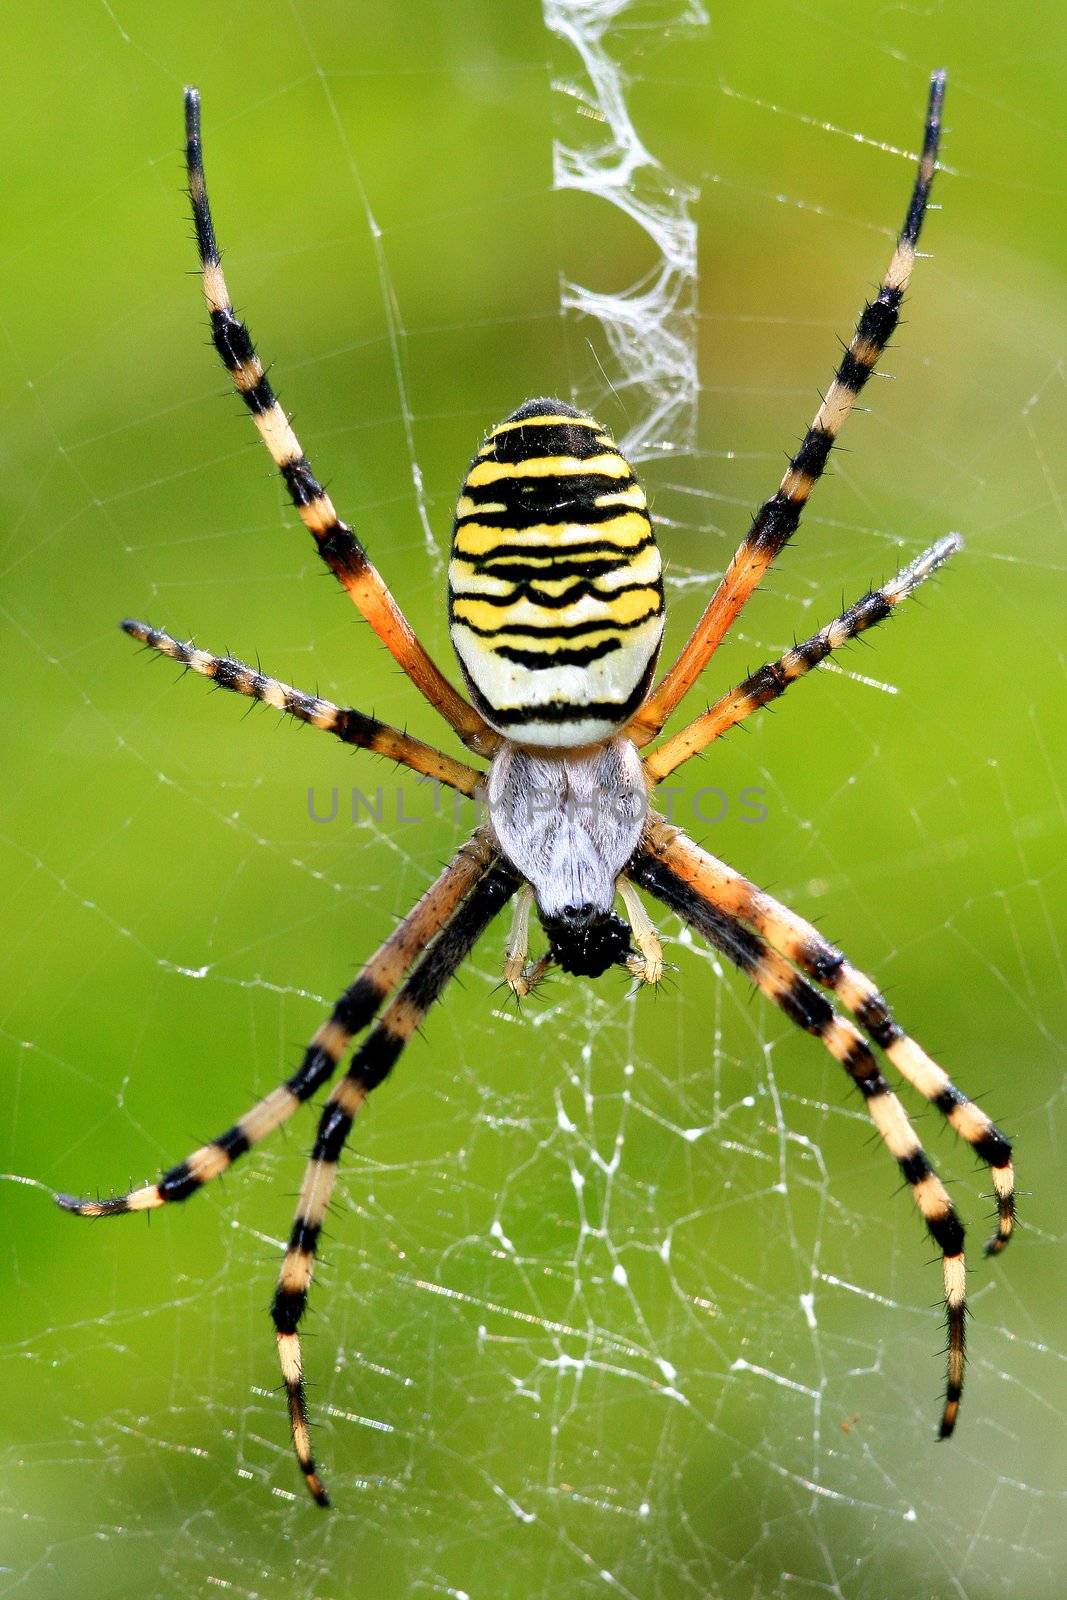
left=58, top=72, right=1015, bottom=1507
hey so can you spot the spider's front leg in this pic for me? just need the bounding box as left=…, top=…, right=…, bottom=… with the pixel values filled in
left=183, top=88, right=496, bottom=757
left=626, top=69, right=946, bottom=747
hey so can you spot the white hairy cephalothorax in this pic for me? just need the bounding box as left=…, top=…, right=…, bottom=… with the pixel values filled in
left=485, top=738, right=648, bottom=917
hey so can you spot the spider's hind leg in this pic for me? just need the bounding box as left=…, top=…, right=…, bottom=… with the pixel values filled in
left=643, top=819, right=1016, bottom=1255
left=271, top=858, right=519, bottom=1504
left=630, top=842, right=969, bottom=1439
left=55, top=840, right=496, bottom=1218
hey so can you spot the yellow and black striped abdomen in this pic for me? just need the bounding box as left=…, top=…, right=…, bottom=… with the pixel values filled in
left=448, top=399, right=664, bottom=746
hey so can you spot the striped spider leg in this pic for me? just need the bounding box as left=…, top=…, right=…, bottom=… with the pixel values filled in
left=629, top=822, right=1014, bottom=1438
left=640, top=821, right=1016, bottom=1261
left=625, top=69, right=946, bottom=748
left=57, top=66, right=1007, bottom=1506
left=118, top=620, right=484, bottom=799
left=59, top=832, right=512, bottom=1505
left=56, top=835, right=498, bottom=1221
left=272, top=857, right=519, bottom=1503
left=183, top=89, right=497, bottom=759
left=644, top=533, right=962, bottom=782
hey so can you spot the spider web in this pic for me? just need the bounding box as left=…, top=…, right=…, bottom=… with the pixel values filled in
left=2, top=3, right=1065, bottom=1597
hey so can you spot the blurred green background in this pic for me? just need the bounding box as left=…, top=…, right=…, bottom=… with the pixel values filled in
left=2, top=3, right=1064, bottom=1597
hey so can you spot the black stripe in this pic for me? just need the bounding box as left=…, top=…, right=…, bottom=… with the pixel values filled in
left=448, top=578, right=661, bottom=611
left=209, top=307, right=257, bottom=371
left=271, top=1285, right=307, bottom=1335
left=853, top=1068, right=891, bottom=1099
left=790, top=637, right=832, bottom=674
left=317, top=526, right=369, bottom=578
left=926, top=1208, right=965, bottom=1256
left=799, top=937, right=844, bottom=987
left=331, top=973, right=387, bottom=1037
left=451, top=606, right=660, bottom=640
left=790, top=426, right=834, bottom=479
left=734, top=659, right=788, bottom=710
left=463, top=656, right=657, bottom=729
left=281, top=456, right=327, bottom=508
left=184, top=90, right=219, bottom=264
left=626, top=854, right=765, bottom=977
left=345, top=861, right=519, bottom=1094
left=899, top=1148, right=933, bottom=1186
left=481, top=423, right=615, bottom=465
left=903, top=74, right=944, bottom=246
left=463, top=469, right=635, bottom=506
left=454, top=502, right=646, bottom=534
left=240, top=375, right=276, bottom=416
left=493, top=639, right=624, bottom=669
left=777, top=975, right=834, bottom=1036
left=311, top=1102, right=353, bottom=1164
left=855, top=994, right=900, bottom=1050
left=335, top=708, right=386, bottom=747
left=213, top=657, right=241, bottom=690
left=857, top=287, right=903, bottom=350
left=747, top=491, right=804, bottom=556
left=465, top=553, right=648, bottom=582
left=288, top=1046, right=341, bottom=1102
left=836, top=350, right=872, bottom=394
left=629, top=853, right=905, bottom=1114
left=475, top=697, right=623, bottom=725
left=457, top=536, right=655, bottom=568
left=501, top=397, right=582, bottom=424
left=848, top=591, right=894, bottom=631
left=289, top=1216, right=322, bottom=1255
left=402, top=862, right=519, bottom=1013
left=350, top=1030, right=404, bottom=1093
left=973, top=1127, right=1012, bottom=1167
left=215, top=1125, right=251, bottom=1161
left=458, top=481, right=641, bottom=521
left=159, top=1161, right=199, bottom=1202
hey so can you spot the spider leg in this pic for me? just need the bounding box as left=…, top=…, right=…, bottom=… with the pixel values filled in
left=630, top=845, right=969, bottom=1438
left=643, top=534, right=961, bottom=784
left=271, top=859, right=520, bottom=1505
left=55, top=839, right=497, bottom=1218
left=618, top=877, right=664, bottom=984
left=503, top=885, right=535, bottom=994
left=626, top=70, right=946, bottom=747
left=643, top=819, right=1015, bottom=1253
left=122, top=621, right=483, bottom=797
left=182, top=89, right=496, bottom=758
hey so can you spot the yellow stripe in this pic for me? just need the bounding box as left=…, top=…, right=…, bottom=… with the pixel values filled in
left=450, top=545, right=659, bottom=593
left=241, top=1086, right=300, bottom=1144
left=449, top=570, right=586, bottom=599
left=489, top=414, right=604, bottom=436
left=465, top=453, right=631, bottom=488
left=454, top=625, right=624, bottom=656
left=456, top=495, right=507, bottom=517
left=452, top=588, right=661, bottom=634
left=594, top=485, right=647, bottom=508
left=187, top=1143, right=231, bottom=1183
left=454, top=510, right=650, bottom=558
